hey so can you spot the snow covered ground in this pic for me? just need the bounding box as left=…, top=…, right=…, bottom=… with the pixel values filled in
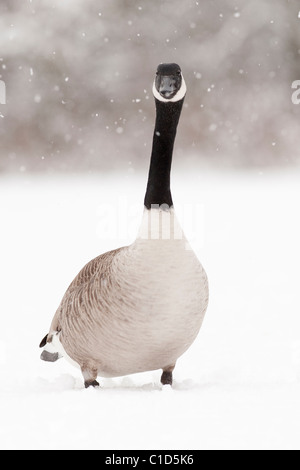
left=1, top=168, right=300, bottom=450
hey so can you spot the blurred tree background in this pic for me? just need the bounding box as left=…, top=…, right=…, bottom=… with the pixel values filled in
left=0, top=0, right=300, bottom=173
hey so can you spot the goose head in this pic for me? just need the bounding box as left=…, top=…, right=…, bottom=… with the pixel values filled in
left=152, top=63, right=187, bottom=103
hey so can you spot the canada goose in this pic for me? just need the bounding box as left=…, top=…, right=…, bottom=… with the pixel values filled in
left=40, top=63, right=209, bottom=388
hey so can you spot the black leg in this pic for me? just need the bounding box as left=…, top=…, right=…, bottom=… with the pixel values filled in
left=161, top=370, right=173, bottom=386
left=161, top=364, right=175, bottom=386
left=81, top=366, right=99, bottom=389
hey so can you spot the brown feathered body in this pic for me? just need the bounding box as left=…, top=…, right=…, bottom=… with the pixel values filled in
left=43, top=210, right=208, bottom=381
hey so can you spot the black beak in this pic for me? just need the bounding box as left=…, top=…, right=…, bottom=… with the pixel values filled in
left=157, top=75, right=180, bottom=99
left=159, top=76, right=176, bottom=98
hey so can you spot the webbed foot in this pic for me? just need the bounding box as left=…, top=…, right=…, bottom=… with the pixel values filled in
left=84, top=379, right=100, bottom=389
left=81, top=366, right=99, bottom=389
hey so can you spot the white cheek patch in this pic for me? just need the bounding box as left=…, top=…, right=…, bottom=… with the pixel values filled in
left=152, top=76, right=187, bottom=103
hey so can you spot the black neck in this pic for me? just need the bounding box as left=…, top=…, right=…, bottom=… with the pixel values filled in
left=144, top=98, right=184, bottom=210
